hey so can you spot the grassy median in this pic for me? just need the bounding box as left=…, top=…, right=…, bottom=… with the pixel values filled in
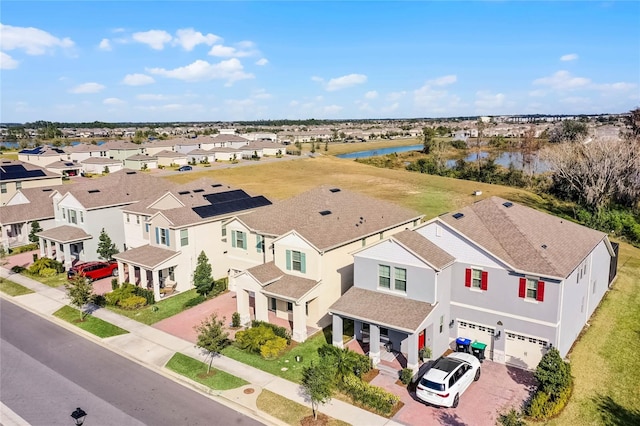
left=165, top=352, right=248, bottom=390
left=257, top=389, right=350, bottom=426
left=0, top=278, right=34, bottom=296
left=53, top=305, right=129, bottom=338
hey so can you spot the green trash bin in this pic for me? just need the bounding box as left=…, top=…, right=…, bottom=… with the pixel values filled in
left=471, top=341, right=487, bottom=362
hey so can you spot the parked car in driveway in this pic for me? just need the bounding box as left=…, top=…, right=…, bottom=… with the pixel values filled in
left=178, top=165, right=192, bottom=171
left=416, top=352, right=481, bottom=408
left=67, top=261, right=118, bottom=282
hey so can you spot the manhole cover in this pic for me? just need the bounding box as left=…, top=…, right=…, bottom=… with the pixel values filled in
left=243, top=388, right=255, bottom=394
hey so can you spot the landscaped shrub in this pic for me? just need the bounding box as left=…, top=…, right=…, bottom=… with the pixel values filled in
left=399, top=368, right=413, bottom=385
left=342, top=374, right=400, bottom=416
left=259, top=336, right=288, bottom=359
left=450, top=139, right=467, bottom=149
left=91, top=294, right=106, bottom=307
left=11, top=265, right=26, bottom=273
left=105, top=282, right=137, bottom=306
left=134, top=286, right=155, bottom=305
left=210, top=278, right=228, bottom=297
left=38, top=267, right=58, bottom=277
left=497, top=408, right=526, bottom=426
left=251, top=320, right=291, bottom=344
left=29, top=257, right=64, bottom=276
left=119, top=295, right=148, bottom=310
left=235, top=326, right=276, bottom=354
left=9, top=243, right=39, bottom=254
left=317, top=344, right=371, bottom=379
left=232, top=311, right=241, bottom=328
left=525, top=348, right=573, bottom=420
left=111, top=278, right=119, bottom=291
left=183, top=294, right=207, bottom=308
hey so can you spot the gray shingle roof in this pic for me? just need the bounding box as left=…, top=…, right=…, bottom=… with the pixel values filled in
left=80, top=157, right=121, bottom=164
left=246, top=261, right=283, bottom=284
left=392, top=230, right=455, bottom=270
left=154, top=150, right=186, bottom=158
left=329, top=287, right=435, bottom=333
left=239, top=186, right=423, bottom=251
left=439, top=196, right=608, bottom=278
left=246, top=261, right=319, bottom=301
left=36, top=225, right=92, bottom=243
left=113, top=244, right=179, bottom=269
left=0, top=186, right=62, bottom=224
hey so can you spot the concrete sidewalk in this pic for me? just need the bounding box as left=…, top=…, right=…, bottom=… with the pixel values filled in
left=0, top=267, right=402, bottom=426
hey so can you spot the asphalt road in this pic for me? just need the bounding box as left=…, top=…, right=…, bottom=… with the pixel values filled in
left=0, top=299, right=263, bottom=426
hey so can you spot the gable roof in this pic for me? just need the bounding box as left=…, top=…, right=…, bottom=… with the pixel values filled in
left=392, top=229, right=455, bottom=270
left=0, top=186, right=61, bottom=224
left=36, top=225, right=92, bottom=243
left=245, top=261, right=319, bottom=302
left=238, top=186, right=423, bottom=251
left=113, top=244, right=179, bottom=269
left=438, top=196, right=609, bottom=278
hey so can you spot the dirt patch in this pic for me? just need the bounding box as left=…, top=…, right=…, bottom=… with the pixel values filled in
left=196, top=371, right=217, bottom=379
left=300, top=413, right=330, bottom=426
left=362, top=368, right=379, bottom=383
left=243, top=388, right=255, bottom=394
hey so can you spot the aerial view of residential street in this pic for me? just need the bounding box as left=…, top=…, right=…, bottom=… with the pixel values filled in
left=1, top=1, right=639, bottom=426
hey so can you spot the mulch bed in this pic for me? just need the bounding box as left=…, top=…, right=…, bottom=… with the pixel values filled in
left=362, top=368, right=379, bottom=383
left=300, top=413, right=330, bottom=426
left=196, top=371, right=217, bottom=379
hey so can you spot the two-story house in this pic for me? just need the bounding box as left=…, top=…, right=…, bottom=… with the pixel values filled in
left=114, top=180, right=271, bottom=301
left=228, top=186, right=423, bottom=342
left=1, top=160, right=62, bottom=205
left=329, top=197, right=615, bottom=371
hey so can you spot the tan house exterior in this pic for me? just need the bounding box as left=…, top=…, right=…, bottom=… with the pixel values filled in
left=1, top=160, right=63, bottom=205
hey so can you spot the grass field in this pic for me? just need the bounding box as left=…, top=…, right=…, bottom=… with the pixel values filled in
left=0, top=278, right=34, bottom=296
left=53, top=305, right=129, bottom=338
left=257, top=389, right=350, bottom=426
left=162, top=154, right=639, bottom=424
left=22, top=272, right=68, bottom=288
left=106, top=289, right=199, bottom=325
left=165, top=352, right=248, bottom=390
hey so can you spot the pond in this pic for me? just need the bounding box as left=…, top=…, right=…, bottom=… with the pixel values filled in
left=446, top=151, right=550, bottom=174
left=336, top=144, right=423, bottom=159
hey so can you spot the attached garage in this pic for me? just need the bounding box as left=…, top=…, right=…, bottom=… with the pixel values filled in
left=505, top=331, right=549, bottom=370
left=457, top=320, right=495, bottom=359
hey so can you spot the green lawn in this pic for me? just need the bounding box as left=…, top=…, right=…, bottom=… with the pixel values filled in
left=165, top=352, right=248, bottom=390
left=257, top=389, right=350, bottom=426
left=221, top=329, right=331, bottom=384
left=0, top=278, right=34, bottom=296
left=106, top=289, right=199, bottom=325
left=22, top=272, right=68, bottom=288
left=53, top=305, right=129, bottom=338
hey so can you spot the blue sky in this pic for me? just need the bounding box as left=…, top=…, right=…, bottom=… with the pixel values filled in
left=1, top=1, right=639, bottom=122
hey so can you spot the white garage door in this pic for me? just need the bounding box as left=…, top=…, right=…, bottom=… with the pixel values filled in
left=457, top=320, right=495, bottom=358
left=505, top=332, right=549, bottom=370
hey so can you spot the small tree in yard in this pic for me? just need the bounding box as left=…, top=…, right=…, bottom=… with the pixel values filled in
left=534, top=347, right=572, bottom=398
left=301, top=361, right=334, bottom=420
left=65, top=274, right=93, bottom=321
left=97, top=228, right=119, bottom=260
left=195, top=313, right=229, bottom=373
left=193, top=251, right=213, bottom=297
left=29, top=221, right=43, bottom=244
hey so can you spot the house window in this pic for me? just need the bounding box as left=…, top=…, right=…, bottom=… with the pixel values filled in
left=0, top=183, right=6, bottom=194
left=79, top=211, right=84, bottom=223
left=440, top=315, right=444, bottom=333
left=519, top=277, right=545, bottom=302
left=592, top=280, right=597, bottom=294
left=156, top=227, right=170, bottom=246
left=221, top=225, right=227, bottom=237
left=168, top=266, right=175, bottom=281
left=126, top=213, right=130, bottom=223
left=378, top=265, right=391, bottom=289
left=68, top=209, right=77, bottom=224
left=394, top=268, right=407, bottom=292
left=287, top=302, right=293, bottom=312
left=62, top=208, right=66, bottom=219
left=256, top=235, right=263, bottom=253
left=526, top=278, right=538, bottom=299
left=270, top=298, right=276, bottom=311
left=471, top=269, right=482, bottom=288
left=145, top=223, right=150, bottom=233
left=136, top=215, right=140, bottom=225
left=380, top=327, right=388, bottom=337
left=180, top=229, right=188, bottom=246
left=232, top=230, right=246, bottom=249
left=465, top=268, right=488, bottom=290
left=16, top=181, right=22, bottom=190
left=286, top=250, right=306, bottom=273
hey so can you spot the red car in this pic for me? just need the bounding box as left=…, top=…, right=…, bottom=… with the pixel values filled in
left=67, top=261, right=118, bottom=282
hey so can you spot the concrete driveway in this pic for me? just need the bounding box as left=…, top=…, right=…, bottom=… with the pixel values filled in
left=371, top=360, right=536, bottom=426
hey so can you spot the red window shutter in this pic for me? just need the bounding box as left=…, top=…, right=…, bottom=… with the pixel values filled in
left=537, top=281, right=545, bottom=302
left=481, top=271, right=488, bottom=290
left=465, top=268, right=472, bottom=287
left=518, top=278, right=526, bottom=298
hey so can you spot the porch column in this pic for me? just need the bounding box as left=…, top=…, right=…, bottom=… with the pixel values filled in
left=55, top=243, right=63, bottom=264
left=62, top=243, right=72, bottom=270
left=254, top=292, right=269, bottom=322
left=292, top=302, right=307, bottom=342
left=127, top=263, right=135, bottom=284
left=152, top=270, right=161, bottom=302
left=369, top=324, right=381, bottom=366
left=332, top=314, right=344, bottom=348
left=407, top=332, right=419, bottom=374
left=237, top=290, right=251, bottom=325
left=117, top=261, right=125, bottom=285
left=39, top=237, right=46, bottom=258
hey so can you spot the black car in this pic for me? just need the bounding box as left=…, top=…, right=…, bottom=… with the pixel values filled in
left=178, top=165, right=193, bottom=171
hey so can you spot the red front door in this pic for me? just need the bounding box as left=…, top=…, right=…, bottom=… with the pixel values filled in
left=418, top=330, right=425, bottom=349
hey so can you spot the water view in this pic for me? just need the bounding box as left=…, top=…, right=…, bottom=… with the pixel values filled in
left=336, top=144, right=423, bottom=159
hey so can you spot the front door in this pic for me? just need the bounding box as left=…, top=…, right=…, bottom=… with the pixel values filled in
left=419, top=330, right=425, bottom=349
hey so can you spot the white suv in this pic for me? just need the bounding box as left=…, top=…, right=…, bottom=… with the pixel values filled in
left=416, top=352, right=481, bottom=408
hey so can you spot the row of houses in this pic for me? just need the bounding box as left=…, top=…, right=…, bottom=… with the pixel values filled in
left=0, top=170, right=616, bottom=373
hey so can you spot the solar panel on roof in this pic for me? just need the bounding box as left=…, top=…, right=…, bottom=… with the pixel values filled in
left=502, top=202, right=514, bottom=208
left=0, top=164, right=47, bottom=180
left=203, top=189, right=250, bottom=204
left=64, top=163, right=75, bottom=166
left=452, top=213, right=464, bottom=219
left=193, top=196, right=272, bottom=219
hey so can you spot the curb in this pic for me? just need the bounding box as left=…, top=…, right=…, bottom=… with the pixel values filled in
left=0, top=293, right=278, bottom=426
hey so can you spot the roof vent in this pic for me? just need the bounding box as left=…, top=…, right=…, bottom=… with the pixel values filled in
left=42, top=188, right=53, bottom=192
left=193, top=189, right=204, bottom=193
left=329, top=188, right=341, bottom=193
left=502, top=202, right=513, bottom=208
left=212, top=184, right=223, bottom=188
left=64, top=162, right=74, bottom=166
left=178, top=191, right=190, bottom=195
left=126, top=171, right=136, bottom=175
left=541, top=244, right=548, bottom=249
left=452, top=212, right=464, bottom=220
left=88, top=189, right=100, bottom=193
left=319, top=210, right=332, bottom=216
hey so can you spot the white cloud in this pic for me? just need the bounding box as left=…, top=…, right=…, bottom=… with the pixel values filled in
left=136, top=93, right=169, bottom=101
left=528, top=89, right=547, bottom=97
left=428, top=74, right=457, bottom=86
left=475, top=91, right=506, bottom=111
left=413, top=75, right=462, bottom=113
left=69, top=82, right=105, bottom=94
left=560, top=53, right=578, bottom=61
left=208, top=44, right=254, bottom=58
left=256, top=58, right=269, bottom=66
left=289, top=100, right=299, bottom=107
left=596, top=82, right=637, bottom=92
left=98, top=38, right=112, bottom=51
left=103, top=97, right=124, bottom=105
left=381, top=102, right=400, bottom=114
left=147, top=58, right=254, bottom=84
left=0, top=23, right=74, bottom=55
left=122, top=73, right=155, bottom=86
left=387, top=91, right=407, bottom=101
left=0, top=51, right=19, bottom=69
left=323, top=105, right=343, bottom=115
left=252, top=89, right=272, bottom=100
left=533, top=70, right=591, bottom=90
left=364, top=90, right=378, bottom=100
left=132, top=30, right=172, bottom=50
left=325, top=74, right=367, bottom=91
left=173, top=28, right=220, bottom=51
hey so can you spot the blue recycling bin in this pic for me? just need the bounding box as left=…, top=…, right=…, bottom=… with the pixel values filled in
left=456, top=337, right=472, bottom=353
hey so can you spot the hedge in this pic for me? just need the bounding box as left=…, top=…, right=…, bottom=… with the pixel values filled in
left=342, top=374, right=400, bottom=416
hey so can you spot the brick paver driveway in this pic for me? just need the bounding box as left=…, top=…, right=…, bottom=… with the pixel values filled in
left=153, top=291, right=239, bottom=343
left=371, top=360, right=536, bottom=426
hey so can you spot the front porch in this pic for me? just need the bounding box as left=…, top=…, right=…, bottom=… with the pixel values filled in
left=345, top=338, right=410, bottom=373
left=37, top=225, right=92, bottom=269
